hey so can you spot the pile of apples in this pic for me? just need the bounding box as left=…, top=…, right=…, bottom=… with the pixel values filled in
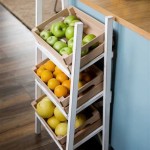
left=36, top=59, right=93, bottom=98
left=40, top=15, right=98, bottom=57
left=36, top=96, right=86, bottom=136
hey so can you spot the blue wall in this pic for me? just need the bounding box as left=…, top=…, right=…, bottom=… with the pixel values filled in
left=70, top=1, right=150, bottom=150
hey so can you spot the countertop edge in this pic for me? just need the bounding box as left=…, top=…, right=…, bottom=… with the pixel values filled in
left=80, top=0, right=150, bottom=40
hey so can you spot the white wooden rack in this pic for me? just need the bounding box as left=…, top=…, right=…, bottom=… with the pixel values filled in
left=34, top=0, right=113, bottom=150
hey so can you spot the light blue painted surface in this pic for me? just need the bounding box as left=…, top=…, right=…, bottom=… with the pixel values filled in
left=111, top=26, right=150, bottom=150
left=70, top=1, right=150, bottom=150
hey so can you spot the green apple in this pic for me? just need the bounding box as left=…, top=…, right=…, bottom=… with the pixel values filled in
left=53, top=41, right=67, bottom=52
left=59, top=47, right=72, bottom=55
left=54, top=107, right=67, bottom=121
left=50, top=22, right=57, bottom=33
left=83, top=34, right=96, bottom=43
left=52, top=22, right=67, bottom=38
left=69, top=19, right=81, bottom=26
left=47, top=116, right=60, bottom=130
left=81, top=41, right=89, bottom=57
left=55, top=122, right=68, bottom=136
left=82, top=40, right=87, bottom=46
left=65, top=26, right=74, bottom=39
left=81, top=49, right=89, bottom=57
left=46, top=36, right=58, bottom=46
left=40, top=30, right=52, bottom=40
left=64, top=15, right=77, bottom=26
left=68, top=38, right=88, bottom=56
left=68, top=37, right=74, bottom=49
left=36, top=96, right=55, bottom=118
left=83, top=34, right=99, bottom=49
left=75, top=113, right=86, bottom=128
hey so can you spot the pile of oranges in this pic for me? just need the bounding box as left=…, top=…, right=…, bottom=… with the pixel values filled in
left=36, top=60, right=92, bottom=98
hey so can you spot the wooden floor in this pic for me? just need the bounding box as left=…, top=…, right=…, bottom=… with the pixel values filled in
left=0, top=5, right=101, bottom=150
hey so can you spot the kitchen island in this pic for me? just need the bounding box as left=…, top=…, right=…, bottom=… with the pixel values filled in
left=80, top=0, right=150, bottom=39
left=70, top=0, right=150, bottom=150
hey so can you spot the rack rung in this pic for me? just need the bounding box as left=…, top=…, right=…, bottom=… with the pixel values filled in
left=74, top=125, right=103, bottom=149
left=76, top=91, right=103, bottom=114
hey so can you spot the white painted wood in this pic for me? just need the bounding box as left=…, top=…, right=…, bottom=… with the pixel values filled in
left=61, top=0, right=69, bottom=10
left=35, top=113, right=64, bottom=150
left=35, top=112, right=41, bottom=134
left=74, top=126, right=103, bottom=149
left=35, top=46, right=42, bottom=101
left=35, top=0, right=43, bottom=134
left=35, top=45, right=43, bottom=66
left=103, top=16, right=113, bottom=150
left=76, top=91, right=103, bottom=114
left=66, top=22, right=83, bottom=150
left=97, top=132, right=103, bottom=145
left=35, top=0, right=43, bottom=26
left=35, top=0, right=46, bottom=60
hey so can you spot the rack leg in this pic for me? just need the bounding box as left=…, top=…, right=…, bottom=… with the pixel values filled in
left=35, top=0, right=43, bottom=26
left=61, top=0, right=69, bottom=10
left=66, top=22, right=83, bottom=150
left=35, top=0, right=43, bottom=134
left=97, top=132, right=102, bottom=145
left=103, top=16, right=113, bottom=150
left=35, top=112, right=41, bottom=134
left=35, top=74, right=42, bottom=134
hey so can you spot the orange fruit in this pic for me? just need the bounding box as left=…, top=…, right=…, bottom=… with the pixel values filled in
left=41, top=70, right=53, bottom=83
left=62, top=80, right=71, bottom=90
left=39, top=65, right=45, bottom=70
left=55, top=66, right=62, bottom=73
left=56, top=73, right=68, bottom=83
left=53, top=71, right=57, bottom=78
left=44, top=60, right=56, bottom=72
left=83, top=73, right=92, bottom=82
left=37, top=67, right=45, bottom=77
left=48, top=78, right=60, bottom=90
left=53, top=71, right=58, bottom=78
left=54, top=85, right=68, bottom=98
left=53, top=66, right=63, bottom=77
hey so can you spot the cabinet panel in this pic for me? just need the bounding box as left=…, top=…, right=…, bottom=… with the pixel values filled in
left=72, top=0, right=150, bottom=150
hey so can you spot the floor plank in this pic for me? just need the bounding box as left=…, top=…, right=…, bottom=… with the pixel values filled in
left=0, top=4, right=54, bottom=150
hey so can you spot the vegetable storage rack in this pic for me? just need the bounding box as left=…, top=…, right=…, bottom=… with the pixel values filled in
left=32, top=0, right=113, bottom=150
